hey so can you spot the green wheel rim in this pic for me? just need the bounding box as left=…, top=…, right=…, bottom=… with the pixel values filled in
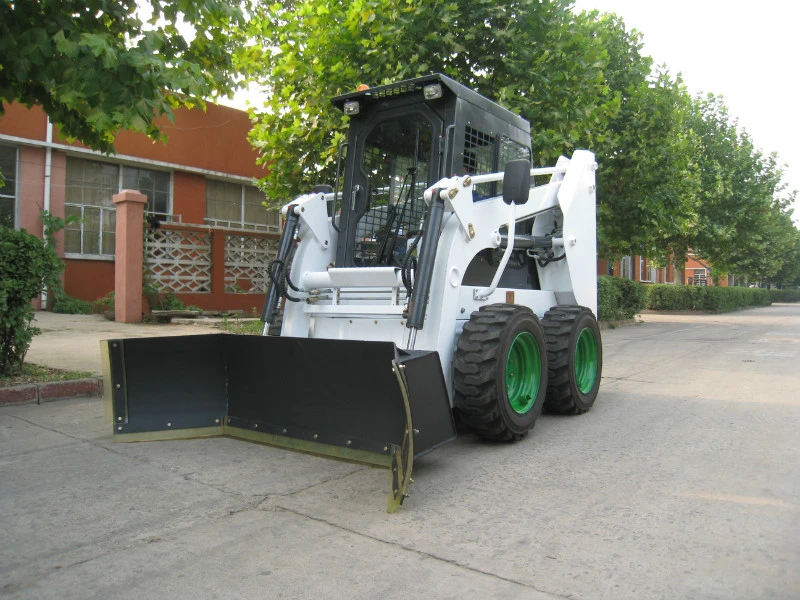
left=574, top=327, right=599, bottom=394
left=505, top=331, right=542, bottom=415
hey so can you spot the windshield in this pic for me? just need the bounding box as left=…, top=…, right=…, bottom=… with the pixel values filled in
left=353, top=114, right=434, bottom=267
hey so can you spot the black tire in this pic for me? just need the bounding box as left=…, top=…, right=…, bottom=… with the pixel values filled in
left=541, top=305, right=602, bottom=414
left=453, top=304, right=549, bottom=441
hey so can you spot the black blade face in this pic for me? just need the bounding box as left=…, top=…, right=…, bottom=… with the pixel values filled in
left=108, top=335, right=455, bottom=459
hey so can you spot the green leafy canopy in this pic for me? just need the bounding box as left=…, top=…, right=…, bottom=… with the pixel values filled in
left=0, top=0, right=250, bottom=153
left=241, top=0, right=619, bottom=201
left=239, top=0, right=798, bottom=283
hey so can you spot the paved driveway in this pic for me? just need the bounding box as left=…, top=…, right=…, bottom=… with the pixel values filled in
left=25, top=312, right=221, bottom=375
left=2, top=305, right=798, bottom=599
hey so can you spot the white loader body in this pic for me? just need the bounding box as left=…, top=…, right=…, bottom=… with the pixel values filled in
left=281, top=150, right=598, bottom=400
left=105, top=75, right=603, bottom=512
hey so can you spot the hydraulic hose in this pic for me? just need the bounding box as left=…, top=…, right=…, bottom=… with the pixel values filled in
left=261, top=206, right=301, bottom=327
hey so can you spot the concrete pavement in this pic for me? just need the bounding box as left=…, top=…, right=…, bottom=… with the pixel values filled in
left=0, top=312, right=224, bottom=405
left=26, top=311, right=222, bottom=375
left=1, top=305, right=799, bottom=598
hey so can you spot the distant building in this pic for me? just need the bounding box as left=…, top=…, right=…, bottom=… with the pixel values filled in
left=598, top=254, right=734, bottom=287
left=598, top=256, right=682, bottom=285
left=0, top=101, right=279, bottom=311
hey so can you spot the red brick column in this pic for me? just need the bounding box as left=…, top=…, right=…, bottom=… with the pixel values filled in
left=113, top=190, right=147, bottom=323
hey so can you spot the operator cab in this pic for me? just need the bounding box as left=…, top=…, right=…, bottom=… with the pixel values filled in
left=331, top=74, right=532, bottom=268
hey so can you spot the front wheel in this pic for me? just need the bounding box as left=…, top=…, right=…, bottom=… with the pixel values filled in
left=541, top=306, right=602, bottom=414
left=453, top=304, right=549, bottom=441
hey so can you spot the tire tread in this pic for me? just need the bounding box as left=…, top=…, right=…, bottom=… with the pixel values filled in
left=454, top=304, right=543, bottom=441
left=541, top=305, right=601, bottom=414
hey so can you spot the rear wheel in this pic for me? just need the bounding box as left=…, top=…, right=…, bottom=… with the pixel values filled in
left=541, top=306, right=602, bottom=414
left=453, top=304, right=548, bottom=441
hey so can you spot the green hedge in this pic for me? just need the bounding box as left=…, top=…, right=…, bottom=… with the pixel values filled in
left=597, top=275, right=647, bottom=321
left=645, top=284, right=771, bottom=312
left=646, top=283, right=697, bottom=311
left=769, top=289, right=800, bottom=303
left=596, top=277, right=784, bottom=321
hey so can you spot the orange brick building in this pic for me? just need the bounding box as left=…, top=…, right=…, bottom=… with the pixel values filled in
left=0, top=102, right=280, bottom=312
left=597, top=256, right=681, bottom=285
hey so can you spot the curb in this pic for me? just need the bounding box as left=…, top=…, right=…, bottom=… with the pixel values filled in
left=0, top=377, right=103, bottom=407
left=171, top=317, right=260, bottom=327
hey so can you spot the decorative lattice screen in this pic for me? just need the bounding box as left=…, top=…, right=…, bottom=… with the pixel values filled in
left=145, top=229, right=212, bottom=293
left=224, top=234, right=277, bottom=293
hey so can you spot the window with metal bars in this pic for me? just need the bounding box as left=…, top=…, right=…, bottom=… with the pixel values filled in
left=205, top=180, right=280, bottom=233
left=498, top=135, right=531, bottom=167
left=64, top=157, right=119, bottom=256
left=64, top=158, right=177, bottom=257
left=462, top=131, right=531, bottom=201
left=463, top=127, right=496, bottom=199
left=123, top=166, right=170, bottom=216
left=355, top=115, right=433, bottom=266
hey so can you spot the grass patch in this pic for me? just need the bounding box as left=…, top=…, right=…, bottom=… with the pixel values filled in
left=216, top=318, right=264, bottom=335
left=0, top=363, right=94, bottom=387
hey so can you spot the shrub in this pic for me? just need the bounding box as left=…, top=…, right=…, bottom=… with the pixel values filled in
left=769, top=289, right=800, bottom=303
left=645, top=284, right=771, bottom=312
left=143, top=283, right=185, bottom=311
left=94, top=292, right=115, bottom=313
left=52, top=295, right=93, bottom=314
left=647, top=284, right=694, bottom=310
left=597, top=275, right=646, bottom=321
left=39, top=209, right=79, bottom=311
left=38, top=209, right=95, bottom=315
left=753, top=289, right=772, bottom=306
left=617, top=277, right=648, bottom=318
left=160, top=291, right=185, bottom=311
left=697, top=287, right=735, bottom=312
left=597, top=276, right=619, bottom=322
left=0, top=227, right=62, bottom=375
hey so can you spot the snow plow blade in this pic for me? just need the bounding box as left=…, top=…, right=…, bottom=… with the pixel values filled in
left=102, top=334, right=456, bottom=512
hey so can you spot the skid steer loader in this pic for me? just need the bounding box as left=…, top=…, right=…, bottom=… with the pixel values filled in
left=103, top=74, right=602, bottom=512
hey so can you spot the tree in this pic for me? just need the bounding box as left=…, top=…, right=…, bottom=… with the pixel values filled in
left=243, top=0, right=619, bottom=202
left=593, top=63, right=700, bottom=263
left=735, top=192, right=799, bottom=286
left=771, top=216, right=800, bottom=288
left=580, top=13, right=699, bottom=264
left=0, top=0, right=248, bottom=153
left=688, top=94, right=795, bottom=279
left=242, top=0, right=796, bottom=281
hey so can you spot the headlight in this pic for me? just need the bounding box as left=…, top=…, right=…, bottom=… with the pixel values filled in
left=423, top=83, right=443, bottom=100
left=343, top=100, right=360, bottom=115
